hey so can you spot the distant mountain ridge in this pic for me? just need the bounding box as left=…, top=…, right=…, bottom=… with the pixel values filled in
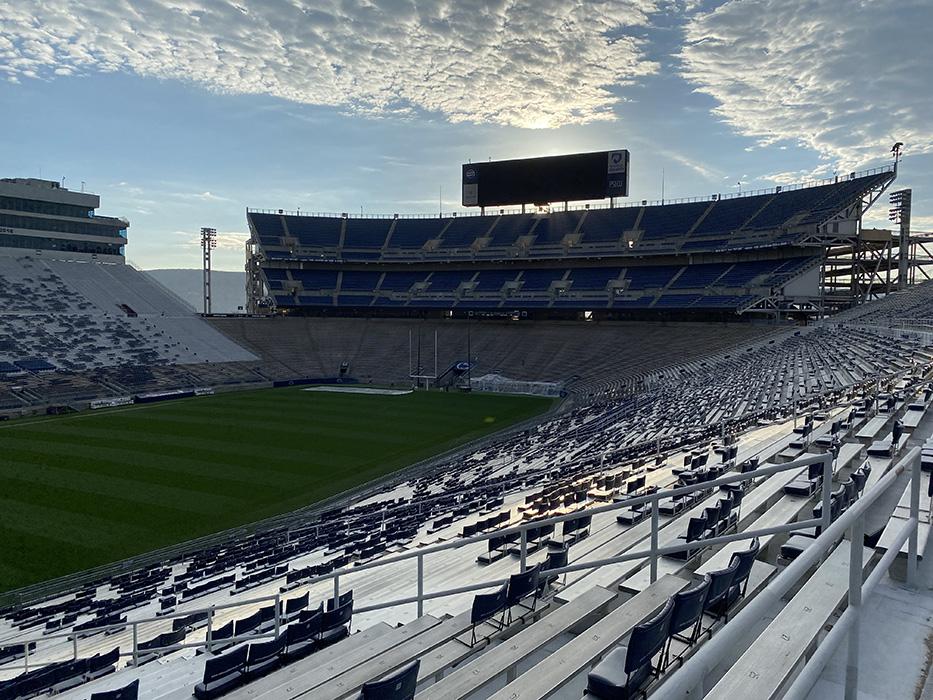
left=143, top=269, right=246, bottom=314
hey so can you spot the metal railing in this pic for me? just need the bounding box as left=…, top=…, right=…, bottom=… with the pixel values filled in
left=653, top=446, right=922, bottom=700
left=2, top=451, right=836, bottom=674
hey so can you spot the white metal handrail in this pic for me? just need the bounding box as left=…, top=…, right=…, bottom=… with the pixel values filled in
left=2, top=451, right=833, bottom=675
left=652, top=446, right=922, bottom=700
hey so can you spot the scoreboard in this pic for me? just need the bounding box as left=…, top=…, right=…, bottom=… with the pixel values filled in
left=462, top=150, right=629, bottom=207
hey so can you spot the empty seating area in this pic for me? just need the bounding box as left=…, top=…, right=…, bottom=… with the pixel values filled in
left=209, top=316, right=774, bottom=398
left=248, top=170, right=892, bottom=265
left=0, top=284, right=930, bottom=699
left=0, top=254, right=258, bottom=410
left=262, top=256, right=819, bottom=313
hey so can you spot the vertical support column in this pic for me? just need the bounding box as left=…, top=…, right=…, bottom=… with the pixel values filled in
left=72, top=634, right=78, bottom=662
left=23, top=642, right=29, bottom=673
left=908, top=449, right=921, bottom=588
left=845, top=512, right=865, bottom=700
left=650, top=498, right=659, bottom=583
left=417, top=554, right=425, bottom=618
left=132, top=623, right=139, bottom=667
left=205, top=611, right=214, bottom=653
left=333, top=574, right=340, bottom=605
left=821, top=454, right=833, bottom=537
left=273, top=594, right=281, bottom=638
left=520, top=529, right=528, bottom=573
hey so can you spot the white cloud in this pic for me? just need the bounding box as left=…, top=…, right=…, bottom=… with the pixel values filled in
left=0, top=0, right=659, bottom=128
left=680, top=0, right=933, bottom=169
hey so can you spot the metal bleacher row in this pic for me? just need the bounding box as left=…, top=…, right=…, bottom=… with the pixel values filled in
left=2, top=287, right=931, bottom=698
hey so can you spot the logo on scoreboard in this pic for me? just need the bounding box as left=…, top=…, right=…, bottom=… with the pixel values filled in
left=607, top=150, right=628, bottom=175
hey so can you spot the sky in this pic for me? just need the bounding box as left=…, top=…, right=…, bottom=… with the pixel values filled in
left=1, top=0, right=931, bottom=271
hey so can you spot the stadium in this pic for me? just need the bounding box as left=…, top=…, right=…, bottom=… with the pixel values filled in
left=0, top=148, right=931, bottom=700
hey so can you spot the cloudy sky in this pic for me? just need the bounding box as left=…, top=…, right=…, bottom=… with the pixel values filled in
left=1, top=0, right=930, bottom=270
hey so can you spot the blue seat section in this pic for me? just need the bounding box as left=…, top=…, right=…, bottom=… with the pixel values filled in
left=716, top=259, right=782, bottom=287
left=670, top=263, right=732, bottom=289
left=459, top=299, right=503, bottom=308
left=488, top=215, right=536, bottom=246
left=799, top=173, right=889, bottom=225
left=249, top=213, right=286, bottom=245
left=534, top=212, right=583, bottom=244
left=344, top=219, right=391, bottom=248
left=624, top=266, right=681, bottom=290
left=292, top=270, right=339, bottom=290
left=427, top=270, right=474, bottom=291
left=0, top=361, right=20, bottom=374
left=284, top=216, right=341, bottom=246
left=579, top=208, right=640, bottom=243
left=336, top=295, right=372, bottom=307
left=372, top=298, right=408, bottom=306
left=694, top=295, right=756, bottom=308
left=655, top=294, right=703, bottom=307
left=297, top=295, right=332, bottom=305
left=341, top=271, right=382, bottom=291
left=519, top=269, right=566, bottom=291
left=692, top=194, right=771, bottom=236
left=379, top=271, right=429, bottom=291
left=390, top=218, right=446, bottom=247
left=15, top=358, right=55, bottom=372
left=342, top=251, right=382, bottom=260
left=473, top=270, right=519, bottom=291
left=569, top=267, right=623, bottom=290
left=440, top=217, right=496, bottom=247
left=263, top=269, right=289, bottom=291
left=639, top=201, right=708, bottom=240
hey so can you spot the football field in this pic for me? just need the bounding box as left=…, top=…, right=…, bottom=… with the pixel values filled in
left=0, top=387, right=552, bottom=593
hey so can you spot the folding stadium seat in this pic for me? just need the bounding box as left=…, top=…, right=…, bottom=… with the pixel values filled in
left=671, top=516, right=707, bottom=561
left=359, top=659, right=420, bottom=700
left=662, top=574, right=711, bottom=670
left=504, top=564, right=541, bottom=624
left=318, top=600, right=353, bottom=646
left=193, top=645, right=248, bottom=699
left=539, top=546, right=569, bottom=591
left=90, top=679, right=139, bottom=700
left=283, top=613, right=321, bottom=660
left=468, top=584, right=507, bottom=646
left=706, top=538, right=759, bottom=622
left=700, top=560, right=740, bottom=637
left=585, top=597, right=675, bottom=699
left=244, top=634, right=285, bottom=677
left=782, top=461, right=824, bottom=497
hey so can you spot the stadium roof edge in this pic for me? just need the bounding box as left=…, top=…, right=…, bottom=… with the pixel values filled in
left=246, top=165, right=895, bottom=220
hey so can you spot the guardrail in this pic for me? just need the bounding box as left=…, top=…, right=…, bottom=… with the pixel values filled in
left=2, top=452, right=836, bottom=674
left=653, top=446, right=922, bottom=700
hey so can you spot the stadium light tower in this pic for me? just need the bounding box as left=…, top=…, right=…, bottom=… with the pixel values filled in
left=201, top=227, right=217, bottom=315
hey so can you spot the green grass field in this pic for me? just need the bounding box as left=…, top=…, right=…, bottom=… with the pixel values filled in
left=0, top=387, right=551, bottom=593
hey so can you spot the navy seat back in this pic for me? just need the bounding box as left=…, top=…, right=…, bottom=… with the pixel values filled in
left=624, top=598, right=675, bottom=675
left=247, top=635, right=285, bottom=666
left=669, top=575, right=711, bottom=637
left=360, top=659, right=420, bottom=700
left=234, top=609, right=262, bottom=636
left=90, top=679, right=139, bottom=700
left=685, top=516, right=706, bottom=542
left=203, top=645, right=248, bottom=684
left=285, top=592, right=309, bottom=616
left=506, top=564, right=540, bottom=606
left=703, top=560, right=740, bottom=612
left=326, top=590, right=353, bottom=611
left=321, top=600, right=353, bottom=632
left=210, top=620, right=233, bottom=642
left=728, top=538, right=759, bottom=591
left=471, top=584, right=507, bottom=625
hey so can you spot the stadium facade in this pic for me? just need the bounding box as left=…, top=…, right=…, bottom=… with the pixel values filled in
left=245, top=166, right=897, bottom=320
left=0, top=178, right=128, bottom=258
